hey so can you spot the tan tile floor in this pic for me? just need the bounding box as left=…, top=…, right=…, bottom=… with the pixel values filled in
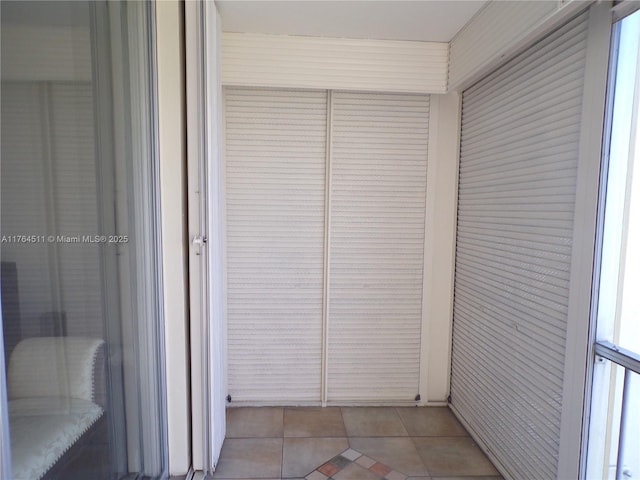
left=210, top=407, right=503, bottom=480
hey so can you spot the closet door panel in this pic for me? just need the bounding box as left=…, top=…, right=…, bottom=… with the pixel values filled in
left=327, top=92, right=429, bottom=402
left=225, top=87, right=327, bottom=403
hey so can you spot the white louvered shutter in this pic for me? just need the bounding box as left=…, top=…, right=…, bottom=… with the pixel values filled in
left=1, top=83, right=56, bottom=336
left=451, top=11, right=589, bottom=480
left=225, top=87, right=327, bottom=402
left=327, top=92, right=429, bottom=402
left=1, top=82, right=102, bottom=339
left=49, top=83, right=102, bottom=338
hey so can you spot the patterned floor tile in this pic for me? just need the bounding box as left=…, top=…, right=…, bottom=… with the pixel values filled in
left=305, top=448, right=414, bottom=480
left=349, top=437, right=428, bottom=476
left=213, top=407, right=501, bottom=480
left=431, top=477, right=503, bottom=480
left=355, top=456, right=376, bottom=468
left=333, top=463, right=380, bottom=480
left=342, top=448, right=363, bottom=461
left=283, top=437, right=349, bottom=478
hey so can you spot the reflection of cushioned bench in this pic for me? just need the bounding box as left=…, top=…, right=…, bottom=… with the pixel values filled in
left=8, top=337, right=105, bottom=480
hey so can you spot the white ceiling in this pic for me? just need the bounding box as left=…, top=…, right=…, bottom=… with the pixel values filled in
left=215, top=1, right=488, bottom=43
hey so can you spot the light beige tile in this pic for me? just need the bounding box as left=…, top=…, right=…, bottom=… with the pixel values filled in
left=355, top=455, right=376, bottom=468
left=284, top=407, right=347, bottom=437
left=386, top=471, right=407, bottom=480
left=431, top=477, right=503, bottom=480
left=306, top=472, right=329, bottom=480
left=341, top=407, right=409, bottom=437
left=413, top=437, right=500, bottom=477
left=211, top=438, right=282, bottom=478
left=282, top=437, right=349, bottom=478
left=432, top=476, right=504, bottom=480
left=348, top=437, right=428, bottom=476
left=396, top=407, right=468, bottom=437
left=226, top=407, right=284, bottom=438
left=333, top=463, right=380, bottom=480
left=341, top=448, right=362, bottom=461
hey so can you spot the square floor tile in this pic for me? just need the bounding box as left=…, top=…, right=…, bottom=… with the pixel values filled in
left=306, top=473, right=329, bottom=480
left=333, top=463, right=380, bottom=480
left=282, top=437, right=349, bottom=478
left=284, top=407, right=347, bottom=437
left=413, top=437, right=500, bottom=477
left=431, top=477, right=503, bottom=480
left=226, top=407, right=284, bottom=438
left=341, top=408, right=409, bottom=437
left=396, top=407, right=468, bottom=437
left=355, top=456, right=376, bottom=468
left=211, top=438, right=282, bottom=478
left=332, top=455, right=353, bottom=469
left=348, top=437, right=428, bottom=476
left=385, top=471, right=407, bottom=480
left=369, top=462, right=392, bottom=476
left=318, top=462, right=340, bottom=477
left=341, top=448, right=362, bottom=461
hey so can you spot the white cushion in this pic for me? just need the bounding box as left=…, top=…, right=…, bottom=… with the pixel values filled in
left=8, top=337, right=104, bottom=402
left=9, top=397, right=103, bottom=480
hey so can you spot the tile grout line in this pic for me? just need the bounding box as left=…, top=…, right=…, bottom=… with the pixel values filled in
left=339, top=406, right=349, bottom=444
left=408, top=433, right=431, bottom=478
left=394, top=406, right=412, bottom=437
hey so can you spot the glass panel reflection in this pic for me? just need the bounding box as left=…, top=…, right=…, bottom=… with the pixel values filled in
left=1, top=1, right=166, bottom=479
left=588, top=9, right=640, bottom=480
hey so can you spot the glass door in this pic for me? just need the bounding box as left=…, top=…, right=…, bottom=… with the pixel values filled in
left=586, top=8, right=640, bottom=480
left=0, top=1, right=167, bottom=478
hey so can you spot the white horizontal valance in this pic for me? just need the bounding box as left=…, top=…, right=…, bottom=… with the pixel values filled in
left=221, top=32, right=448, bottom=94
left=449, top=0, right=589, bottom=90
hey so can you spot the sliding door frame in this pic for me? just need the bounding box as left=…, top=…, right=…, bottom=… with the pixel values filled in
left=0, top=313, right=10, bottom=479
left=186, top=0, right=226, bottom=472
left=559, top=3, right=612, bottom=478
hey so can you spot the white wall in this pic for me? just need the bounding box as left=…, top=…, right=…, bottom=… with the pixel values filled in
left=420, top=92, right=461, bottom=404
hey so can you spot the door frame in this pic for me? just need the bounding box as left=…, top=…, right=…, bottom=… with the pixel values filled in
left=557, top=3, right=613, bottom=479
left=185, top=0, right=226, bottom=472
left=582, top=4, right=640, bottom=478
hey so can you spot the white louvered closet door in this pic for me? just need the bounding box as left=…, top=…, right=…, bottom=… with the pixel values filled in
left=327, top=92, right=429, bottom=402
left=225, top=87, right=327, bottom=403
left=451, top=11, right=589, bottom=480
